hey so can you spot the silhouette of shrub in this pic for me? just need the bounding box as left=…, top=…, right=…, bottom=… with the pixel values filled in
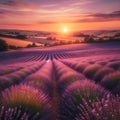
left=0, top=39, right=8, bottom=51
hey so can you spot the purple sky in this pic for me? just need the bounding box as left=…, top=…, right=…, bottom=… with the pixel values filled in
left=0, top=0, right=120, bottom=31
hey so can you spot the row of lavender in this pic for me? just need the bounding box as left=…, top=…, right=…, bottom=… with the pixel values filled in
left=62, top=55, right=120, bottom=95
left=59, top=57, right=120, bottom=120
left=0, top=56, right=120, bottom=120
left=0, top=61, right=51, bottom=119
left=1, top=47, right=120, bottom=65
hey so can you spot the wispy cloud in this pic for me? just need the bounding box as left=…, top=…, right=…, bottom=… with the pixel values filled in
left=75, top=11, right=120, bottom=23
left=0, top=23, right=31, bottom=26
left=36, top=10, right=120, bottom=24
left=0, top=0, right=28, bottom=9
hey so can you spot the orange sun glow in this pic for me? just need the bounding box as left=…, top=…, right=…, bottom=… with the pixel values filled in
left=63, top=27, right=68, bottom=33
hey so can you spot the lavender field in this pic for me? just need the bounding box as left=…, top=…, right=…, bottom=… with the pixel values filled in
left=0, top=42, right=120, bottom=120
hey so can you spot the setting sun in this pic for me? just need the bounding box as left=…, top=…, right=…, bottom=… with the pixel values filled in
left=63, top=27, right=68, bottom=33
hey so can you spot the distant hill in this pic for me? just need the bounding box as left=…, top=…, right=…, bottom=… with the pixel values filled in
left=73, top=30, right=120, bottom=37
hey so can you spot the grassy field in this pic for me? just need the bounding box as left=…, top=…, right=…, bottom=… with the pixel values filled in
left=0, top=37, right=42, bottom=47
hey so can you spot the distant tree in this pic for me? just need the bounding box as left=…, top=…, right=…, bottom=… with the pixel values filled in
left=0, top=39, right=8, bottom=51
left=46, top=37, right=52, bottom=40
left=84, top=36, right=95, bottom=43
left=114, top=33, right=120, bottom=37
left=75, top=40, right=80, bottom=43
left=32, top=42, right=36, bottom=47
left=16, top=34, right=27, bottom=39
left=9, top=45, right=17, bottom=49
left=26, top=44, right=32, bottom=48
left=26, top=43, right=37, bottom=48
left=52, top=37, right=56, bottom=41
left=17, top=46, right=23, bottom=49
left=46, top=36, right=56, bottom=40
left=8, top=45, right=23, bottom=50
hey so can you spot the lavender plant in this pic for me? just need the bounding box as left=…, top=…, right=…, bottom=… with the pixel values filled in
left=76, top=63, right=90, bottom=73
left=76, top=95, right=120, bottom=120
left=0, top=62, right=43, bottom=91
left=58, top=71, right=85, bottom=95
left=60, top=80, right=108, bottom=120
left=94, top=67, right=114, bottom=82
left=54, top=60, right=85, bottom=95
left=101, top=71, right=120, bottom=92
left=1, top=84, right=51, bottom=119
left=24, top=61, right=53, bottom=96
left=0, top=76, right=11, bottom=90
left=83, top=64, right=101, bottom=79
left=0, top=106, right=41, bottom=120
left=107, top=61, right=120, bottom=70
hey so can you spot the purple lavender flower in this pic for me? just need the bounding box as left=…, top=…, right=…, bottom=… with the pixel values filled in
left=76, top=95, right=120, bottom=120
left=60, top=80, right=108, bottom=120
left=1, top=84, right=51, bottom=119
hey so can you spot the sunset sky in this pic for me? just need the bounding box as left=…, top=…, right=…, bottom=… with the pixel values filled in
left=0, top=0, right=120, bottom=32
